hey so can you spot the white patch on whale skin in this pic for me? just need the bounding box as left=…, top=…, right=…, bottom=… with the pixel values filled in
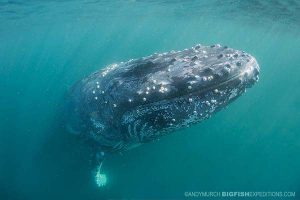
left=91, top=118, right=105, bottom=131
left=229, top=88, right=238, bottom=100
left=101, top=63, right=118, bottom=77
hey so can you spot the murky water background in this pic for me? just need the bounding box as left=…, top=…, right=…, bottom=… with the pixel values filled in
left=1, top=0, right=300, bottom=199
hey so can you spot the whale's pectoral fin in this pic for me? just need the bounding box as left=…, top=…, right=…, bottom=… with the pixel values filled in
left=92, top=151, right=107, bottom=187
left=94, top=161, right=107, bottom=187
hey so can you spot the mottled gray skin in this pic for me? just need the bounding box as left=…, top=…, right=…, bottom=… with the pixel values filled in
left=66, top=44, right=259, bottom=155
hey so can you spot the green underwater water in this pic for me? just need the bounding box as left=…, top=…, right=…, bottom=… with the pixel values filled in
left=1, top=0, right=300, bottom=199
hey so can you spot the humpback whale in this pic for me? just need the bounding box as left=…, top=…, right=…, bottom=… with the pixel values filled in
left=65, top=44, right=259, bottom=186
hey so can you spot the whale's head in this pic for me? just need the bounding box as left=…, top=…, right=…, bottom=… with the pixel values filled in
left=116, top=44, right=259, bottom=142
left=66, top=44, right=259, bottom=147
